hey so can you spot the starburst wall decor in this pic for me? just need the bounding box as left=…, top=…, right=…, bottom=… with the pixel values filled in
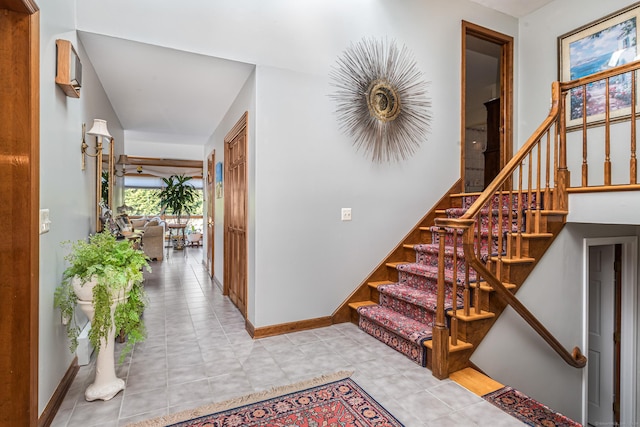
left=329, top=37, right=432, bottom=162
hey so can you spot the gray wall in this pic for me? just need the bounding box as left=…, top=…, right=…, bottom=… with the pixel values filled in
left=39, top=0, right=124, bottom=414
left=76, top=0, right=518, bottom=327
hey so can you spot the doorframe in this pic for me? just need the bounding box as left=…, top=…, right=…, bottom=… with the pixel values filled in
left=582, top=236, right=637, bottom=426
left=206, top=149, right=215, bottom=277
left=0, top=1, right=40, bottom=425
left=461, top=21, right=513, bottom=187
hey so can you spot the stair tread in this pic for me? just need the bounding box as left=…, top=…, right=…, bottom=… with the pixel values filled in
left=520, top=232, right=553, bottom=238
left=490, top=256, right=535, bottom=264
left=368, top=281, right=394, bottom=288
left=424, top=337, right=473, bottom=352
left=348, top=301, right=377, bottom=309
left=379, top=283, right=458, bottom=311
left=447, top=308, right=495, bottom=321
left=478, top=281, right=516, bottom=292
left=357, top=305, right=432, bottom=342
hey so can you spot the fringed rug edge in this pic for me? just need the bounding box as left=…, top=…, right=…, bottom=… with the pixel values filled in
left=125, top=370, right=354, bottom=427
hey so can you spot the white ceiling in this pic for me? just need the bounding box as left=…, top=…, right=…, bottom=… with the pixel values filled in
left=468, top=0, right=554, bottom=17
left=78, top=0, right=554, bottom=149
left=78, top=32, right=255, bottom=147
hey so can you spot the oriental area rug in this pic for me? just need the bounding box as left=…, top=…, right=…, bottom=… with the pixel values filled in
left=128, top=371, right=404, bottom=427
left=483, top=386, right=581, bottom=427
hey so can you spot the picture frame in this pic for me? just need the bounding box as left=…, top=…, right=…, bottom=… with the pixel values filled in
left=215, top=161, right=223, bottom=199
left=558, top=2, right=640, bottom=127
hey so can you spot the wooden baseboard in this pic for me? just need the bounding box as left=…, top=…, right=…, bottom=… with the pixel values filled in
left=38, top=357, right=79, bottom=427
left=247, top=316, right=333, bottom=339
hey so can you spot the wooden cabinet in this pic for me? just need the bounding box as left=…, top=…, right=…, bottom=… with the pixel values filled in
left=484, top=98, right=501, bottom=189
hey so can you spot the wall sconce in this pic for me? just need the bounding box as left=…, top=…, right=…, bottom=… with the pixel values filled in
left=81, top=119, right=111, bottom=170
left=114, top=154, right=128, bottom=177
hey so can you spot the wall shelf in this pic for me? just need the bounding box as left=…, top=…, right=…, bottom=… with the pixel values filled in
left=55, top=39, right=81, bottom=98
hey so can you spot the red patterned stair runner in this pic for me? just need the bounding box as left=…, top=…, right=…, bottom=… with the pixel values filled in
left=357, top=194, right=529, bottom=366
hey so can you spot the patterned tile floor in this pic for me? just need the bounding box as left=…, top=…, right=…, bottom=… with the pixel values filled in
left=51, top=247, right=524, bottom=427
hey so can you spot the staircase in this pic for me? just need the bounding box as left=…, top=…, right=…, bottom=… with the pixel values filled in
left=344, top=189, right=565, bottom=372
left=334, top=61, right=640, bottom=379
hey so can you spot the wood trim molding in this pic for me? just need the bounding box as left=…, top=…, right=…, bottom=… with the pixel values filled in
left=0, top=5, right=40, bottom=426
left=224, top=111, right=248, bottom=144
left=121, top=156, right=203, bottom=169
left=0, top=0, right=38, bottom=14
left=248, top=316, right=334, bottom=339
left=38, top=358, right=79, bottom=427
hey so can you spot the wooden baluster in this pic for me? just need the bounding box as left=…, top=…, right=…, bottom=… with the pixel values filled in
left=516, top=166, right=523, bottom=259
left=605, top=78, right=611, bottom=186
left=496, top=190, right=503, bottom=282
left=432, top=226, right=450, bottom=379
left=526, top=151, right=533, bottom=234
left=545, top=126, right=553, bottom=210
left=582, top=85, right=588, bottom=187
left=536, top=135, right=543, bottom=234
left=451, top=236, right=458, bottom=346
left=506, top=188, right=514, bottom=258
left=464, top=256, right=471, bottom=317
left=632, top=71, right=637, bottom=185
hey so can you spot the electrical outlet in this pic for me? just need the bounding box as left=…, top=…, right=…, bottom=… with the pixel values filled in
left=341, top=208, right=352, bottom=221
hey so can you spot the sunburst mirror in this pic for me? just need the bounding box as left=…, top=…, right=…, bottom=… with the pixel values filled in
left=329, top=38, right=431, bottom=162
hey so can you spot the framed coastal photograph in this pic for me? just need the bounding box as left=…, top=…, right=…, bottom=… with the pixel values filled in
left=215, top=161, right=223, bottom=199
left=558, top=3, right=640, bottom=126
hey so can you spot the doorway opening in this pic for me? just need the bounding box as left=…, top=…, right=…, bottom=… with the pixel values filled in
left=461, top=21, right=513, bottom=192
left=583, top=237, right=637, bottom=426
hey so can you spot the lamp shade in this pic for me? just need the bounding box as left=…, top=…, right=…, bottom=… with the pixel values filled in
left=86, top=119, right=112, bottom=138
left=117, top=155, right=129, bottom=165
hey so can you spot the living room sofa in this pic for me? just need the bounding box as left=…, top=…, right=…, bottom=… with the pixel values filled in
left=131, top=217, right=165, bottom=261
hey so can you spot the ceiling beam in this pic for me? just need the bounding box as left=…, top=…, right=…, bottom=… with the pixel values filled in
left=118, top=155, right=203, bottom=168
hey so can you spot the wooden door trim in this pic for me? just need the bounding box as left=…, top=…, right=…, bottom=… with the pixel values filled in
left=223, top=112, right=248, bottom=317
left=461, top=20, right=514, bottom=185
left=206, top=149, right=215, bottom=277
left=0, top=2, right=39, bottom=426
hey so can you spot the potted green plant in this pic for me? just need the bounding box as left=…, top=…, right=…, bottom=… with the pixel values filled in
left=54, top=231, right=150, bottom=401
left=158, top=174, right=198, bottom=249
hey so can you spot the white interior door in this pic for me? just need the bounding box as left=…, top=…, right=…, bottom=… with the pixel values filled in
left=588, top=245, right=615, bottom=426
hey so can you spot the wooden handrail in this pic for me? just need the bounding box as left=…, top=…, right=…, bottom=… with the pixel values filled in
left=454, top=81, right=561, bottom=221
left=434, top=80, right=587, bottom=371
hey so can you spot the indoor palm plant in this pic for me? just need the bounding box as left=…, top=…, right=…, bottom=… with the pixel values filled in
left=158, top=174, right=198, bottom=223
left=54, top=231, right=150, bottom=401
left=159, top=174, right=198, bottom=249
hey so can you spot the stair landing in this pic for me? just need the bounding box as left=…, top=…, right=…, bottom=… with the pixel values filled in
left=450, top=367, right=504, bottom=396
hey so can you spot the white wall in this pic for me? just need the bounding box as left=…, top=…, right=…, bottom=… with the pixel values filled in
left=205, top=68, right=256, bottom=315
left=39, top=0, right=123, bottom=415
left=77, top=0, right=519, bottom=328
left=472, top=223, right=640, bottom=422
left=517, top=0, right=639, bottom=145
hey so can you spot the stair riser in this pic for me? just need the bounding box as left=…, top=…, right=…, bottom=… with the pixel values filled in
left=430, top=228, right=509, bottom=255
left=379, top=293, right=437, bottom=325
left=359, top=316, right=427, bottom=366
left=414, top=251, right=475, bottom=281
left=462, top=193, right=537, bottom=210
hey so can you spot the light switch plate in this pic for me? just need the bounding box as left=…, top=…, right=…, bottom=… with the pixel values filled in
left=40, top=209, right=51, bottom=234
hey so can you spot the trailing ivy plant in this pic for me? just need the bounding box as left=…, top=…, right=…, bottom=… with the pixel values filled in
left=55, top=231, right=150, bottom=361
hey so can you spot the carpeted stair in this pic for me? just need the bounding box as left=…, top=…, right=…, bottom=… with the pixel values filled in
left=356, top=194, right=531, bottom=366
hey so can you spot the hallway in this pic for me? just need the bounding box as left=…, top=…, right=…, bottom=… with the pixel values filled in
left=51, top=247, right=523, bottom=426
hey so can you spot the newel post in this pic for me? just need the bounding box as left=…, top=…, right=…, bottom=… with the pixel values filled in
left=555, top=82, right=570, bottom=211
left=432, top=226, right=450, bottom=379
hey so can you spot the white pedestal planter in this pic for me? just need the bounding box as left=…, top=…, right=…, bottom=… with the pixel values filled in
left=73, top=277, right=128, bottom=401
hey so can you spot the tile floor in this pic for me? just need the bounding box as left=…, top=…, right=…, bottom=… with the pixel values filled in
left=51, top=247, right=524, bottom=427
